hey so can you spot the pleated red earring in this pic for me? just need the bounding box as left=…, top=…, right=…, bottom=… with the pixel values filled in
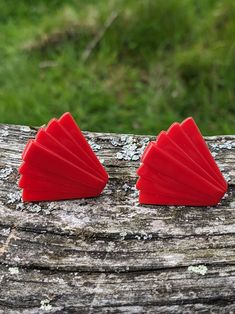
left=136, top=117, right=227, bottom=206
left=18, top=112, right=108, bottom=202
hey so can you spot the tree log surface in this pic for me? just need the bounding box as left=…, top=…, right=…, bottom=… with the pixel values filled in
left=0, top=123, right=235, bottom=314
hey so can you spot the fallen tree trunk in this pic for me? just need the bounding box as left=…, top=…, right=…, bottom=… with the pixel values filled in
left=0, top=123, right=235, bottom=313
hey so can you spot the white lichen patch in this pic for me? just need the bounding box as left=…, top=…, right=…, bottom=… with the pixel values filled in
left=121, top=135, right=127, bottom=142
left=47, top=202, right=59, bottom=211
left=129, top=187, right=138, bottom=198
left=27, top=204, right=42, bottom=213
left=120, top=231, right=127, bottom=240
left=134, top=233, right=153, bottom=241
left=0, top=167, right=13, bottom=179
left=1, top=228, right=11, bottom=236
left=26, top=203, right=57, bottom=215
left=40, top=300, right=52, bottom=311
left=223, top=173, right=231, bottom=182
left=19, top=126, right=31, bottom=133
left=42, top=208, right=54, bottom=215
left=8, top=267, right=19, bottom=275
left=115, top=136, right=149, bottom=161
left=143, top=233, right=153, bottom=240
left=123, top=186, right=139, bottom=206
left=116, top=143, right=138, bottom=161
left=122, top=183, right=131, bottom=192
left=116, top=152, right=124, bottom=160
left=0, top=129, right=9, bottom=137
left=88, top=140, right=101, bottom=152
left=7, top=191, right=22, bottom=204
left=210, top=143, right=220, bottom=151
left=16, top=202, right=25, bottom=211
left=210, top=140, right=235, bottom=152
left=131, top=154, right=140, bottom=161
left=111, top=138, right=122, bottom=147
left=218, top=141, right=235, bottom=150
left=106, top=242, right=115, bottom=252
left=188, top=265, right=208, bottom=276
left=7, top=191, right=43, bottom=212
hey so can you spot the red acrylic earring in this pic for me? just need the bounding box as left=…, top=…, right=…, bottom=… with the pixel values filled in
left=136, top=117, right=227, bottom=206
left=18, top=112, right=108, bottom=202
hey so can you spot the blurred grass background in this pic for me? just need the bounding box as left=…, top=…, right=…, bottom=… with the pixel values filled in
left=0, top=0, right=235, bottom=135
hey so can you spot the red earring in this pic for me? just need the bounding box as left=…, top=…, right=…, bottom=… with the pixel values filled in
left=136, top=117, right=227, bottom=206
left=18, top=112, right=108, bottom=202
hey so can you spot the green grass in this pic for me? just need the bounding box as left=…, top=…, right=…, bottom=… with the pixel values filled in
left=0, top=0, right=235, bottom=135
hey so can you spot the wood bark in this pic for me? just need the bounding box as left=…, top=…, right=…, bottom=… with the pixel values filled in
left=0, top=123, right=235, bottom=313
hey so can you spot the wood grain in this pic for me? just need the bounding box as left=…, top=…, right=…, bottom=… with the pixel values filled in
left=0, top=123, right=234, bottom=313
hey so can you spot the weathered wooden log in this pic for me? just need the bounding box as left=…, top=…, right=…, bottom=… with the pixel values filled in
left=0, top=123, right=234, bottom=313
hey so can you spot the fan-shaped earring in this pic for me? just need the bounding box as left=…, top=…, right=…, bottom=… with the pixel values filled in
left=18, top=112, right=108, bottom=202
left=136, top=117, right=227, bottom=206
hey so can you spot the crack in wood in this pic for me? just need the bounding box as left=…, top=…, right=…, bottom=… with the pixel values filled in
left=88, top=273, right=106, bottom=313
left=89, top=295, right=235, bottom=308
left=2, top=223, right=235, bottom=241
left=1, top=293, right=235, bottom=310
left=1, top=260, right=235, bottom=276
left=0, top=226, right=18, bottom=257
